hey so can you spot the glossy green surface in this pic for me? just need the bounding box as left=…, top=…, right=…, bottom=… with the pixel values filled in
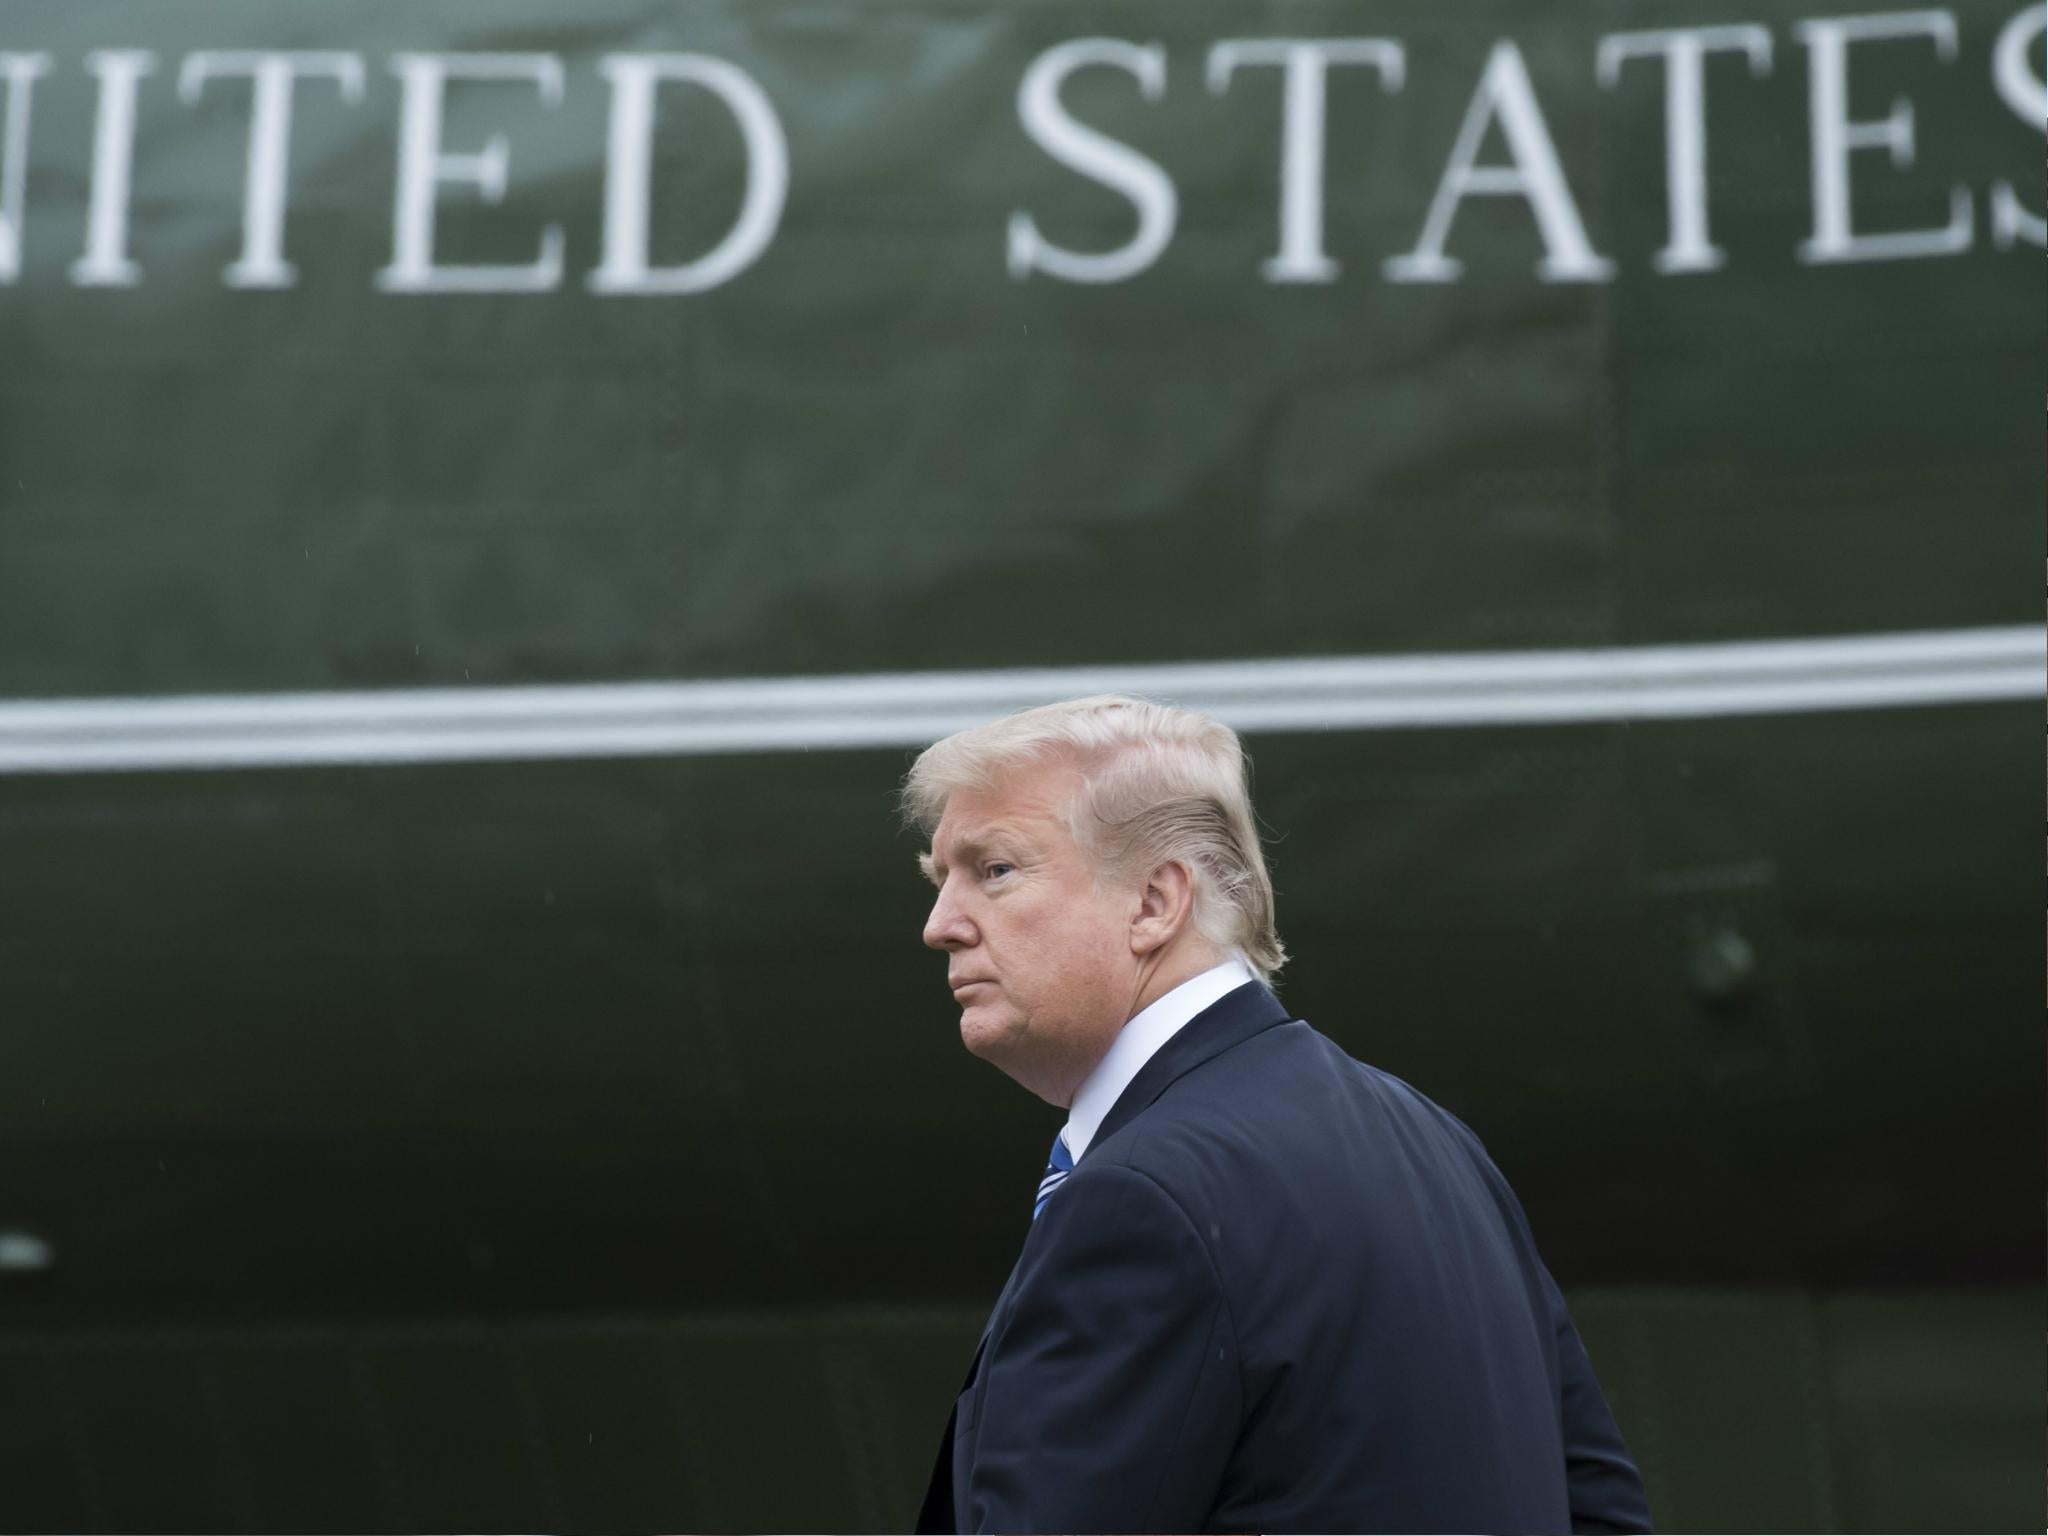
left=0, top=1, right=2039, bottom=1529
left=0, top=1289, right=2038, bottom=1532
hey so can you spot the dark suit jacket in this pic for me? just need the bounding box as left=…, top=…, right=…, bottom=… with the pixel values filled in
left=916, top=981, right=1652, bottom=1534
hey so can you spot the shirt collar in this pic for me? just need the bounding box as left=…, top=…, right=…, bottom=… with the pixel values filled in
left=1061, top=957, right=1256, bottom=1163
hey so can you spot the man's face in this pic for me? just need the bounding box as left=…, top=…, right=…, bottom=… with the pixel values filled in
left=920, top=758, right=1137, bottom=1107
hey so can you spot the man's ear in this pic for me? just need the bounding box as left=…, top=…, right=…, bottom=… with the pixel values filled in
left=1130, top=859, right=1196, bottom=956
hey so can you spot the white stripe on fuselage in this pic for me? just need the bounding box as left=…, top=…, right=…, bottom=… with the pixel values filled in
left=0, top=626, right=2038, bottom=775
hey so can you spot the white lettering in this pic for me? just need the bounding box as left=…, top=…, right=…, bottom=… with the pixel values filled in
left=1007, top=39, right=1176, bottom=284
left=375, top=53, right=565, bottom=294
left=1990, top=3, right=2046, bottom=249
left=0, top=54, right=49, bottom=284
left=70, top=50, right=155, bottom=287
left=1385, top=41, right=1614, bottom=283
left=1206, top=39, right=1404, bottom=283
left=1596, top=26, right=1772, bottom=273
left=589, top=54, right=787, bottom=295
left=1797, top=10, right=1972, bottom=264
left=177, top=52, right=366, bottom=289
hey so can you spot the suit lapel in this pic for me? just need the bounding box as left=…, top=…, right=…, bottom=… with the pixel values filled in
left=1088, top=980, right=1292, bottom=1153
left=964, top=984, right=1289, bottom=1365
left=959, top=985, right=1288, bottom=1368
left=924, top=982, right=1292, bottom=1532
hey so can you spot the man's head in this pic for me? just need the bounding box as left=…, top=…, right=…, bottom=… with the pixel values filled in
left=902, top=695, right=1284, bottom=1107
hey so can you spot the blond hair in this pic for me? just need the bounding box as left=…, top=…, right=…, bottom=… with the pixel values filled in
left=901, top=695, right=1286, bottom=980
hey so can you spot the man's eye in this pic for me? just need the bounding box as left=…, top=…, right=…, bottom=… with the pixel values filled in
left=985, top=862, right=1015, bottom=880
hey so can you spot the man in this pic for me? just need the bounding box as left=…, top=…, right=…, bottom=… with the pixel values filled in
left=903, top=694, right=1652, bottom=1535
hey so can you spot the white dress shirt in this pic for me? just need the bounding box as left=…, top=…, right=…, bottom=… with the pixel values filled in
left=1060, top=957, right=1256, bottom=1163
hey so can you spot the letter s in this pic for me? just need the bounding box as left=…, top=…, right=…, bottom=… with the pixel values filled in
left=1991, top=3, right=2045, bottom=248
left=1006, top=39, right=1176, bottom=283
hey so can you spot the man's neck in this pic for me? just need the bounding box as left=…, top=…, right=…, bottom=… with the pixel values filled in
left=1039, top=946, right=1231, bottom=1110
left=1124, top=942, right=1226, bottom=1026
left=1057, top=954, right=1254, bottom=1149
left=1042, top=945, right=1229, bottom=1109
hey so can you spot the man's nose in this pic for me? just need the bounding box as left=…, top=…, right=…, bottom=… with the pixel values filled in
left=923, top=887, right=975, bottom=951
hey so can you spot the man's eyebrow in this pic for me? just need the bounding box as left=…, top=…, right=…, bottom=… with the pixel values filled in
left=918, top=825, right=1024, bottom=885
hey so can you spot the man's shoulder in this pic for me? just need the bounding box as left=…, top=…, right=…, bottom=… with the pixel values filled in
left=1139, top=1012, right=1462, bottom=1126
left=1081, top=1017, right=1495, bottom=1200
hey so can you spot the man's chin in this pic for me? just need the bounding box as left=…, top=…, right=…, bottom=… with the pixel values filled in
left=959, top=1011, right=1071, bottom=1106
left=956, top=1005, right=1018, bottom=1062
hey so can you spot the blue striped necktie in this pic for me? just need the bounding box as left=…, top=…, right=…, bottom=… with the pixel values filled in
left=1033, top=1131, right=1075, bottom=1220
